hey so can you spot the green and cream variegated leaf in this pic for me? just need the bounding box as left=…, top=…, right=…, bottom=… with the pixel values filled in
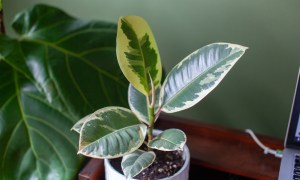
left=160, top=43, right=247, bottom=113
left=148, top=129, right=186, bottom=151
left=121, top=150, right=156, bottom=179
left=128, top=84, right=160, bottom=125
left=71, top=114, right=91, bottom=133
left=117, top=16, right=162, bottom=96
left=78, top=107, right=147, bottom=158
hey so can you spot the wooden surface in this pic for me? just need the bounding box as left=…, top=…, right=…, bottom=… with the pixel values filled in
left=79, top=158, right=105, bottom=180
left=79, top=114, right=283, bottom=180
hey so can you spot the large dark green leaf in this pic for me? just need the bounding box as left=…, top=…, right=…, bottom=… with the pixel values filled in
left=0, top=4, right=128, bottom=179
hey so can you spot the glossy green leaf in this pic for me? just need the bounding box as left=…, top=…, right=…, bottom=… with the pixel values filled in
left=148, top=129, right=186, bottom=151
left=128, top=84, right=160, bottom=125
left=79, top=107, right=147, bottom=158
left=160, top=43, right=247, bottom=113
left=0, top=4, right=128, bottom=179
left=117, top=16, right=162, bottom=96
left=121, top=150, right=156, bottom=179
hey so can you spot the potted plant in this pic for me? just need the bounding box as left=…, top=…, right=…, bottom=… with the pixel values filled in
left=72, top=16, right=247, bottom=179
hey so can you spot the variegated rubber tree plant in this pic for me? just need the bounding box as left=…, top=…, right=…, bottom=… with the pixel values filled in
left=73, top=16, right=247, bottom=179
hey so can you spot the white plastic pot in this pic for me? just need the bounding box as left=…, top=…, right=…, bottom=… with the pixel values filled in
left=104, top=129, right=190, bottom=180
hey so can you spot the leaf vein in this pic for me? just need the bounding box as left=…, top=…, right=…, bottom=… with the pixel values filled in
left=1, top=120, right=23, bottom=175
left=26, top=114, right=77, bottom=149
left=54, top=28, right=116, bottom=45
left=29, top=127, right=68, bottom=175
left=25, top=92, right=75, bottom=124
left=65, top=54, right=93, bottom=110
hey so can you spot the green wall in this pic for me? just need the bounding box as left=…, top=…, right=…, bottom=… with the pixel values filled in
left=3, top=0, right=300, bottom=139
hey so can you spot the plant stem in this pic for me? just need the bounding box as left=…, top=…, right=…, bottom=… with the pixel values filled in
left=0, top=9, right=5, bottom=34
left=148, top=105, right=155, bottom=142
left=147, top=73, right=155, bottom=142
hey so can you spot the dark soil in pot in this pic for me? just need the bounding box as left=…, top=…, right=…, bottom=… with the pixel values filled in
left=109, top=149, right=184, bottom=180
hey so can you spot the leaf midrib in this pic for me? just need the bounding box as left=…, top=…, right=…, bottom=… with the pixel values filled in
left=13, top=70, right=42, bottom=178
left=137, top=34, right=150, bottom=96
